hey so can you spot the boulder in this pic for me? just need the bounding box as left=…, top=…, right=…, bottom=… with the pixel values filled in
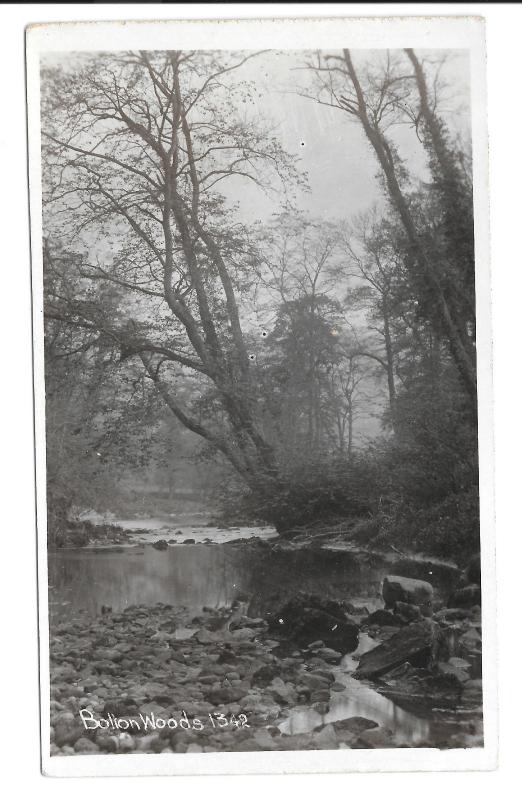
left=269, top=593, right=359, bottom=653
left=364, top=609, right=404, bottom=627
left=152, top=540, right=168, bottom=551
left=355, top=619, right=442, bottom=679
left=382, top=575, right=434, bottom=614
left=333, top=717, right=378, bottom=736
left=394, top=601, right=423, bottom=623
left=379, top=663, right=462, bottom=707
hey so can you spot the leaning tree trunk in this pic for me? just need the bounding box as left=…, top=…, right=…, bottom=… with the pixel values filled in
left=342, top=50, right=477, bottom=411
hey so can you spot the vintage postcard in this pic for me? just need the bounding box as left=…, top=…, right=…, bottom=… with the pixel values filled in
left=27, top=15, right=496, bottom=776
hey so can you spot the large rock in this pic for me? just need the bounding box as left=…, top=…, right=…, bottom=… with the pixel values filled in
left=269, top=593, right=359, bottom=653
left=382, top=575, right=434, bottom=614
left=354, top=619, right=442, bottom=679
left=152, top=539, right=168, bottom=551
left=379, top=663, right=463, bottom=708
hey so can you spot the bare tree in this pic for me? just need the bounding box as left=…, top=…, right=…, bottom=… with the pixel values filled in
left=306, top=49, right=477, bottom=408
left=42, top=50, right=302, bottom=491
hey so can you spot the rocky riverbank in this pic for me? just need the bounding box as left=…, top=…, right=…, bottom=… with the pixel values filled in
left=49, top=561, right=483, bottom=756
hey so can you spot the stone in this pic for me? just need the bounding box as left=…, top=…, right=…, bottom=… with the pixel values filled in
left=434, top=607, right=477, bottom=623
left=269, top=593, right=359, bottom=653
left=380, top=663, right=462, bottom=707
left=364, top=609, right=404, bottom=627
left=152, top=540, right=169, bottom=551
left=204, top=687, right=246, bottom=705
left=313, top=723, right=338, bottom=749
left=74, top=737, right=100, bottom=754
left=448, top=656, right=472, bottom=669
left=134, top=734, right=162, bottom=752
left=95, top=733, right=119, bottom=752
left=183, top=539, right=196, bottom=545
left=269, top=677, right=297, bottom=705
left=437, top=661, right=470, bottom=685
left=333, top=717, right=379, bottom=736
left=355, top=726, right=394, bottom=749
left=355, top=619, right=442, bottom=679
left=459, top=627, right=482, bottom=655
left=317, top=647, right=343, bottom=663
left=118, top=732, right=137, bottom=752
left=382, top=575, right=434, bottom=614
left=103, top=697, right=138, bottom=717
left=252, top=728, right=276, bottom=750
left=345, top=603, right=370, bottom=616
left=299, top=673, right=330, bottom=691
left=54, top=721, right=85, bottom=747
left=310, top=689, right=330, bottom=703
left=448, top=584, right=481, bottom=609
left=140, top=702, right=167, bottom=717
left=394, top=601, right=422, bottom=623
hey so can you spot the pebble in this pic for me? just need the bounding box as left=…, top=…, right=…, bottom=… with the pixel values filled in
left=48, top=599, right=482, bottom=756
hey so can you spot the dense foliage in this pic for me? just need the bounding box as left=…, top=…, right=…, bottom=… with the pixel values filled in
left=41, top=49, right=479, bottom=560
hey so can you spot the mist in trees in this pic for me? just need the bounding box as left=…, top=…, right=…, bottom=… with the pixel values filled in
left=41, top=48, right=478, bottom=558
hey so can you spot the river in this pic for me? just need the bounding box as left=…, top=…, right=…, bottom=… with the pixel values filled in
left=48, top=520, right=458, bottom=623
left=48, top=518, right=472, bottom=749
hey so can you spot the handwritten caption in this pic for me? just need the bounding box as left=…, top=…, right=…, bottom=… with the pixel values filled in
left=80, top=709, right=250, bottom=733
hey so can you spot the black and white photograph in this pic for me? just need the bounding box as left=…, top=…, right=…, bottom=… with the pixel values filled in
left=26, top=15, right=495, bottom=776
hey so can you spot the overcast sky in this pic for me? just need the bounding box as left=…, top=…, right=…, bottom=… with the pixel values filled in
left=42, top=47, right=471, bottom=227
left=223, top=48, right=471, bottom=224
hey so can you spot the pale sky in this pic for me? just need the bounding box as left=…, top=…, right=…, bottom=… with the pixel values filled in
left=42, top=48, right=471, bottom=226
left=219, top=48, right=471, bottom=223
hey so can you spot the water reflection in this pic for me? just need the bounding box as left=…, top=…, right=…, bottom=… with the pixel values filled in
left=48, top=545, right=248, bottom=621
left=48, top=540, right=458, bottom=624
left=279, top=675, right=431, bottom=745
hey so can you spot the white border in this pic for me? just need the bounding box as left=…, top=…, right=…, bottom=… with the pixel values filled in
left=26, top=14, right=496, bottom=777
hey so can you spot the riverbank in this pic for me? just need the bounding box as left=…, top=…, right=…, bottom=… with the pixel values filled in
left=49, top=516, right=462, bottom=578
left=49, top=515, right=278, bottom=550
left=48, top=582, right=483, bottom=755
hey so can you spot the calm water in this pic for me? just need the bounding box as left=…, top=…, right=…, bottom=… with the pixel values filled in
left=47, top=531, right=465, bottom=747
left=48, top=536, right=458, bottom=622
